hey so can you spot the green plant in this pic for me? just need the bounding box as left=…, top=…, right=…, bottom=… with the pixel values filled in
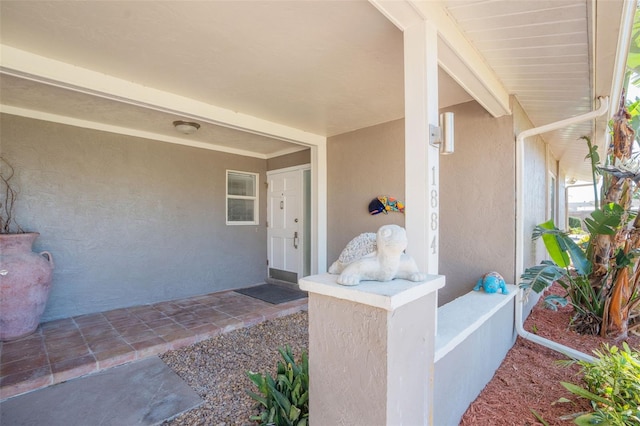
left=561, top=343, right=640, bottom=425
left=521, top=102, right=640, bottom=338
left=246, top=345, right=309, bottom=426
left=520, top=219, right=609, bottom=334
left=569, top=216, right=583, bottom=230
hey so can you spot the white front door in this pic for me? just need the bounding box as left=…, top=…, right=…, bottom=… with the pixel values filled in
left=267, top=168, right=302, bottom=279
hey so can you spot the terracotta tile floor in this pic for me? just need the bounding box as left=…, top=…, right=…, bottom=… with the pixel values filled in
left=0, top=288, right=307, bottom=401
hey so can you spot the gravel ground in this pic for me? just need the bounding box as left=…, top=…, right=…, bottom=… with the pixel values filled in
left=160, top=311, right=309, bottom=426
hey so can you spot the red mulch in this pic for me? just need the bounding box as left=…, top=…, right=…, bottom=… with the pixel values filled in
left=459, top=283, right=640, bottom=426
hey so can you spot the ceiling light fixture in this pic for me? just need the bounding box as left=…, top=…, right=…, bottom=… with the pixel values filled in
left=173, top=120, right=200, bottom=135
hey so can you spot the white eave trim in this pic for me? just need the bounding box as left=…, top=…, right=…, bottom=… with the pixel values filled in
left=368, top=0, right=422, bottom=30
left=607, top=0, right=637, bottom=121
left=0, top=45, right=325, bottom=148
left=370, top=0, right=511, bottom=118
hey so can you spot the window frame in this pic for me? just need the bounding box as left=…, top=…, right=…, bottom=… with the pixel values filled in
left=226, top=170, right=259, bottom=225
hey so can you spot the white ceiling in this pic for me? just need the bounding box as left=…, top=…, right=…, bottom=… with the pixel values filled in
left=443, top=0, right=617, bottom=182
left=0, top=0, right=629, bottom=179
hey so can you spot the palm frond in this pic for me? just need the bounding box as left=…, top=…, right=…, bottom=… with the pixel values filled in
left=536, top=221, right=570, bottom=268
left=533, top=221, right=591, bottom=275
left=520, top=261, right=567, bottom=294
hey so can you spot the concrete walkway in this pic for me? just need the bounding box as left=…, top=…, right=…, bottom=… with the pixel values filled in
left=1, top=357, right=204, bottom=425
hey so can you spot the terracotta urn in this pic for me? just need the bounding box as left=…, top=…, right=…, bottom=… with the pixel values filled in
left=0, top=233, right=54, bottom=341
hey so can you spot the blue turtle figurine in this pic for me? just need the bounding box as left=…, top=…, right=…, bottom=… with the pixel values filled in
left=474, top=272, right=508, bottom=294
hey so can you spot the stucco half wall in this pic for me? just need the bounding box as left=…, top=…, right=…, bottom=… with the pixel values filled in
left=434, top=292, right=517, bottom=425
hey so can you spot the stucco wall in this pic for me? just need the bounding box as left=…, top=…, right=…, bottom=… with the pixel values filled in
left=439, top=100, right=516, bottom=304
left=557, top=167, right=567, bottom=229
left=326, top=119, right=405, bottom=265
left=434, top=299, right=516, bottom=425
left=512, top=100, right=549, bottom=270
left=2, top=114, right=268, bottom=321
left=267, top=149, right=310, bottom=171
left=308, top=295, right=388, bottom=423
left=308, top=289, right=437, bottom=425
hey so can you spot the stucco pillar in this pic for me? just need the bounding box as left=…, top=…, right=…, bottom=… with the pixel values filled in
left=299, top=273, right=445, bottom=425
left=310, top=142, right=327, bottom=274
left=404, top=19, right=440, bottom=275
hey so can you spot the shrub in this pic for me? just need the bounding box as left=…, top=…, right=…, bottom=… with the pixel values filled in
left=561, top=343, right=640, bottom=425
left=246, top=345, right=309, bottom=426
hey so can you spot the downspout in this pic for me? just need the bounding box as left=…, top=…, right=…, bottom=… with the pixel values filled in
left=515, top=96, right=609, bottom=362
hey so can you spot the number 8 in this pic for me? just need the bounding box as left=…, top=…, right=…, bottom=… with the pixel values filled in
left=430, top=189, right=438, bottom=208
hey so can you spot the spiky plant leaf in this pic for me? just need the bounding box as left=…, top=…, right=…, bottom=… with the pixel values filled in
left=297, top=390, right=309, bottom=407
left=574, top=413, right=612, bottom=425
left=561, top=382, right=614, bottom=407
left=246, top=390, right=269, bottom=409
left=245, top=346, right=309, bottom=426
left=267, top=382, right=292, bottom=419
left=247, top=371, right=269, bottom=395
left=279, top=345, right=302, bottom=377
left=543, top=294, right=569, bottom=311
left=277, top=373, right=292, bottom=389
left=288, top=404, right=301, bottom=422
left=520, top=261, right=566, bottom=294
left=266, top=374, right=277, bottom=390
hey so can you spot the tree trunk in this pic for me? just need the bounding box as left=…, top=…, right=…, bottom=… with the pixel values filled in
left=590, top=103, right=634, bottom=284
left=604, top=254, right=630, bottom=338
left=595, top=96, right=638, bottom=339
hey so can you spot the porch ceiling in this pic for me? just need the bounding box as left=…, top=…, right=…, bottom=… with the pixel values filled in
left=0, top=0, right=630, bottom=178
left=442, top=0, right=627, bottom=182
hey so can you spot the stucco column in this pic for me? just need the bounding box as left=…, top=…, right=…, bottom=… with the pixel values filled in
left=310, top=142, right=327, bottom=274
left=404, top=19, right=440, bottom=275
left=299, top=273, right=445, bottom=425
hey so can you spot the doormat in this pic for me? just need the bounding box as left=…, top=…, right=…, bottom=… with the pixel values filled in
left=235, top=283, right=307, bottom=304
left=0, top=357, right=203, bottom=426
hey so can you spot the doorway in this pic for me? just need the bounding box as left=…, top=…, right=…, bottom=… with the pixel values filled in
left=267, top=165, right=311, bottom=283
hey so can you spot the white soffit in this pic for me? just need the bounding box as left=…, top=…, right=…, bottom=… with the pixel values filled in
left=410, top=0, right=512, bottom=118
left=442, top=0, right=626, bottom=181
left=373, top=0, right=628, bottom=181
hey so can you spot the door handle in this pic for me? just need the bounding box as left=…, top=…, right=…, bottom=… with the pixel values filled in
left=293, top=231, right=298, bottom=249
